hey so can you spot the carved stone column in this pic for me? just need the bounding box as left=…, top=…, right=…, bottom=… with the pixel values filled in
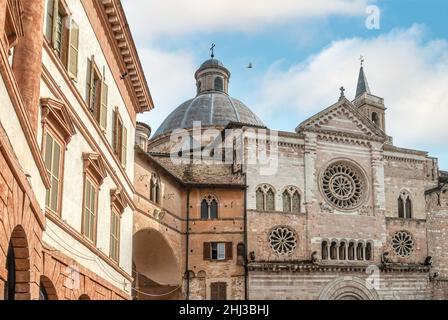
left=12, top=0, right=45, bottom=137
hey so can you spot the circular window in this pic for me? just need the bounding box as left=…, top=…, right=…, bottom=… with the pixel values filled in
left=269, top=227, right=297, bottom=255
left=322, top=161, right=365, bottom=210
left=392, top=231, right=414, bottom=257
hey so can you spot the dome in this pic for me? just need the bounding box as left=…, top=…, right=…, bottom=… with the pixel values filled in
left=200, top=58, right=225, bottom=69
left=153, top=92, right=265, bottom=138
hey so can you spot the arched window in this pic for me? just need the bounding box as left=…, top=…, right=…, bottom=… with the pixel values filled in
left=366, top=242, right=373, bottom=261
left=282, top=191, right=291, bottom=212
left=372, top=112, right=380, bottom=127
left=356, top=243, right=364, bottom=261
left=348, top=242, right=355, bottom=261
left=339, top=242, right=347, bottom=260
left=150, top=174, right=161, bottom=205
left=321, top=241, right=329, bottom=260
left=256, top=185, right=276, bottom=211
left=201, top=195, right=219, bottom=220
left=398, top=190, right=412, bottom=219
left=292, top=191, right=301, bottom=213
left=330, top=241, right=338, bottom=260
left=256, top=188, right=264, bottom=211
left=214, top=77, right=223, bottom=91
left=266, top=189, right=275, bottom=211
left=282, top=187, right=301, bottom=213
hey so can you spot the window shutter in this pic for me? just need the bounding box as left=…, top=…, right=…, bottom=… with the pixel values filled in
left=203, top=242, right=211, bottom=260
left=121, top=126, right=127, bottom=167
left=67, top=19, right=79, bottom=78
left=226, top=242, right=233, bottom=261
left=99, top=80, right=108, bottom=130
left=112, top=109, right=118, bottom=153
left=88, top=57, right=95, bottom=112
left=45, top=0, right=55, bottom=40
left=51, top=0, right=59, bottom=50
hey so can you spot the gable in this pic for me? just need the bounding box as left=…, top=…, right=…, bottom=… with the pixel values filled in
left=296, top=98, right=386, bottom=139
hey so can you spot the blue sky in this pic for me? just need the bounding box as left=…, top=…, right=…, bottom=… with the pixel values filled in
left=123, top=0, right=448, bottom=169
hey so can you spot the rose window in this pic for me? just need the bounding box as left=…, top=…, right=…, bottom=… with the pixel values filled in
left=392, top=231, right=414, bottom=257
left=322, top=162, right=365, bottom=210
left=269, top=227, right=297, bottom=255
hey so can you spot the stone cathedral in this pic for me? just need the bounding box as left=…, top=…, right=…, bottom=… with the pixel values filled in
left=132, top=56, right=448, bottom=300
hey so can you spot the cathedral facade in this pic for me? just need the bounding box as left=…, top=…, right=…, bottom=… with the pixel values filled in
left=134, top=56, right=448, bottom=300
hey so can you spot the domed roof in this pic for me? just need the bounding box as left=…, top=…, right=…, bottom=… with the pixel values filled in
left=153, top=92, right=265, bottom=138
left=200, top=58, right=224, bottom=69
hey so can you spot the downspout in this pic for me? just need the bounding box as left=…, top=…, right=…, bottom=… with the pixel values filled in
left=185, top=188, right=191, bottom=300
left=244, top=176, right=249, bottom=300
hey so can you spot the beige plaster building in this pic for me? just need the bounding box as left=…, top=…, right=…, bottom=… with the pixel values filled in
left=0, top=0, right=152, bottom=300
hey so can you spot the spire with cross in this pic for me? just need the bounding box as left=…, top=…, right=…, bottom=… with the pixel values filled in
left=210, top=43, right=216, bottom=59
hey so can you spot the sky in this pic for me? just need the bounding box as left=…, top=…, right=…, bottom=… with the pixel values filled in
left=122, top=0, right=448, bottom=169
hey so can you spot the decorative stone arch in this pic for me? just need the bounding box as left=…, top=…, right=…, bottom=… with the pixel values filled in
left=281, top=186, right=302, bottom=213
left=201, top=194, right=219, bottom=220
left=255, top=184, right=276, bottom=211
left=319, top=276, right=380, bottom=300
left=149, top=173, right=162, bottom=205
left=79, top=294, right=91, bottom=300
left=39, top=276, right=58, bottom=300
left=398, top=189, right=413, bottom=219
left=4, top=225, right=31, bottom=300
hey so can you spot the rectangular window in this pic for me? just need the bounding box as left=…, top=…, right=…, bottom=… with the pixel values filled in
left=210, top=282, right=227, bottom=300
left=44, top=133, right=62, bottom=213
left=113, top=109, right=127, bottom=167
left=87, top=58, right=108, bottom=131
left=206, top=243, right=231, bottom=261
left=82, top=178, right=97, bottom=243
left=110, top=210, right=121, bottom=263
left=46, top=0, right=79, bottom=77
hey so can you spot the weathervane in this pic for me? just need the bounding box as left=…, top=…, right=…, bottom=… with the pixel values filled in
left=360, top=55, right=365, bottom=67
left=210, top=43, right=216, bottom=59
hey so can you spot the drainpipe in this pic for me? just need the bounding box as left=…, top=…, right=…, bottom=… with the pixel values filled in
left=185, top=188, right=191, bottom=300
left=244, top=176, right=249, bottom=300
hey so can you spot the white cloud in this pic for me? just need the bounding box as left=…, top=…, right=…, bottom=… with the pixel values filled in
left=252, top=24, right=448, bottom=150
left=137, top=48, right=197, bottom=130
left=122, top=0, right=368, bottom=41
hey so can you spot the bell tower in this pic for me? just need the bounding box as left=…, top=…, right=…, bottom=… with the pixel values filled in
left=353, top=57, right=387, bottom=133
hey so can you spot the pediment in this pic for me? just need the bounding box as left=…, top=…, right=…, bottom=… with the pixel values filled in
left=82, top=153, right=107, bottom=185
left=110, top=188, right=128, bottom=213
left=296, top=98, right=387, bottom=139
left=41, top=98, right=76, bottom=143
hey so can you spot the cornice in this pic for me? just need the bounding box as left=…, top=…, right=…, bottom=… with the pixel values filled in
left=92, top=0, right=153, bottom=113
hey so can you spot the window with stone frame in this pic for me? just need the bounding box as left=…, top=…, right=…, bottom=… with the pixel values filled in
left=41, top=98, right=76, bottom=216
left=149, top=174, right=161, bottom=205
left=256, top=184, right=276, bottom=211
left=203, top=242, right=233, bottom=262
left=109, top=209, right=120, bottom=263
left=109, top=189, right=127, bottom=263
left=282, top=186, right=301, bottom=213
left=210, top=282, right=227, bottom=300
left=44, top=132, right=63, bottom=214
left=45, top=0, right=79, bottom=78
left=112, top=108, right=128, bottom=168
left=398, top=190, right=413, bottom=219
left=214, top=77, right=224, bottom=92
left=81, top=153, right=107, bottom=244
left=87, top=57, right=108, bottom=131
left=200, top=195, right=219, bottom=220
